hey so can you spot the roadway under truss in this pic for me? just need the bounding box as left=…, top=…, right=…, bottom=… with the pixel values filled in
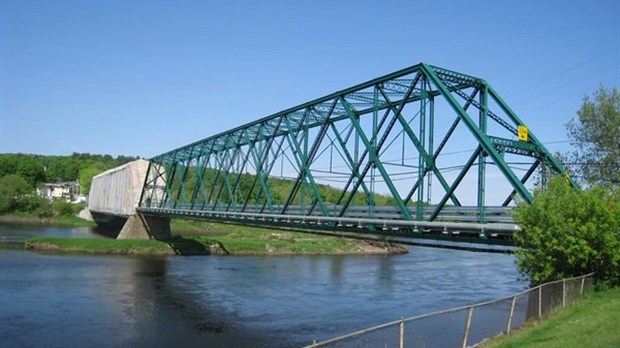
left=138, top=63, right=575, bottom=243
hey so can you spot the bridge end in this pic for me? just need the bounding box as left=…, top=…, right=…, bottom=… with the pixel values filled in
left=117, top=213, right=171, bottom=240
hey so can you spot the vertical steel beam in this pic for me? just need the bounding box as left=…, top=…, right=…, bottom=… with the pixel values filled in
left=417, top=78, right=427, bottom=221
left=427, top=94, right=434, bottom=205
left=478, top=86, right=488, bottom=223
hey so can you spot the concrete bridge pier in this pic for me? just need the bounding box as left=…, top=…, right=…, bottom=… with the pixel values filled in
left=117, top=213, right=171, bottom=240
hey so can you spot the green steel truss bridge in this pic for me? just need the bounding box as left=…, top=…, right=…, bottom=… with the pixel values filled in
left=137, top=63, right=574, bottom=246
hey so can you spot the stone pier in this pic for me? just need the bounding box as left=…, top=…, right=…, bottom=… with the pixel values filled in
left=117, top=213, right=171, bottom=240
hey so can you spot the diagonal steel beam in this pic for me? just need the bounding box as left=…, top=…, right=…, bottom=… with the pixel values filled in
left=421, top=64, right=534, bottom=203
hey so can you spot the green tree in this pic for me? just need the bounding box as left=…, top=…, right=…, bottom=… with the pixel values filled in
left=79, top=167, right=103, bottom=195
left=513, top=176, right=620, bottom=286
left=0, top=155, right=18, bottom=178
left=0, top=174, right=32, bottom=213
left=16, top=157, right=45, bottom=187
left=566, top=86, right=620, bottom=187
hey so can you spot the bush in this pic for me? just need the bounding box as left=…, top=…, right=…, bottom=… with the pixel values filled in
left=15, top=195, right=52, bottom=218
left=513, top=177, right=620, bottom=286
left=52, top=200, right=75, bottom=216
left=71, top=202, right=87, bottom=215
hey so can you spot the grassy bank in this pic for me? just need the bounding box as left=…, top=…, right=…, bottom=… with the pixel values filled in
left=25, top=236, right=226, bottom=256
left=0, top=212, right=96, bottom=227
left=23, top=218, right=408, bottom=256
left=170, top=219, right=407, bottom=255
left=482, top=287, right=620, bottom=348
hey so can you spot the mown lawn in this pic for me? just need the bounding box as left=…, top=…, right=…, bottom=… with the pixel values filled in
left=482, top=287, right=620, bottom=348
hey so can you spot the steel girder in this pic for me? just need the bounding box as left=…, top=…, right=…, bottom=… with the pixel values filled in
left=138, top=63, right=573, bottom=228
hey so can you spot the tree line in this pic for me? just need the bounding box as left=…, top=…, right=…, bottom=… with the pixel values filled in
left=0, top=153, right=139, bottom=192
left=0, top=153, right=139, bottom=216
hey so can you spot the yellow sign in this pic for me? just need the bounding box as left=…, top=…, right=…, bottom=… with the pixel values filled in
left=518, top=125, right=528, bottom=142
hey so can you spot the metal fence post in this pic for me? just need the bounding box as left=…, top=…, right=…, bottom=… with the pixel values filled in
left=462, top=307, right=474, bottom=348
left=562, top=279, right=566, bottom=307
left=400, top=317, right=404, bottom=348
left=506, top=295, right=516, bottom=334
left=538, top=285, right=542, bottom=318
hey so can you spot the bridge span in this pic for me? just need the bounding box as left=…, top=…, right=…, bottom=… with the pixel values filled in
left=89, top=63, right=575, bottom=246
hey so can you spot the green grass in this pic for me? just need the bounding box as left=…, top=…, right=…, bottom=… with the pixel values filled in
left=0, top=212, right=97, bottom=227
left=26, top=237, right=175, bottom=255
left=21, top=218, right=406, bottom=256
left=25, top=236, right=222, bottom=256
left=482, top=287, right=620, bottom=348
left=170, top=219, right=398, bottom=255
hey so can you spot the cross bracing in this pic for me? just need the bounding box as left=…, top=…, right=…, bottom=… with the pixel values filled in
left=138, top=63, right=574, bottom=242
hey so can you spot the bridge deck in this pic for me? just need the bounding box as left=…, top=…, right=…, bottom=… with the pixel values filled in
left=138, top=205, right=517, bottom=246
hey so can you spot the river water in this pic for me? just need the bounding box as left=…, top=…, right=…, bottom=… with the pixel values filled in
left=0, top=223, right=526, bottom=347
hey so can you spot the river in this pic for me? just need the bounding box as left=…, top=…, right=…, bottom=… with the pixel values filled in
left=0, top=222, right=526, bottom=347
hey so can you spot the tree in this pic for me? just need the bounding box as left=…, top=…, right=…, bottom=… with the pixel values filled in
left=513, top=176, right=620, bottom=286
left=79, top=167, right=103, bottom=195
left=0, top=174, right=32, bottom=213
left=566, top=86, right=620, bottom=187
left=0, top=155, right=18, bottom=178
left=16, top=157, right=45, bottom=187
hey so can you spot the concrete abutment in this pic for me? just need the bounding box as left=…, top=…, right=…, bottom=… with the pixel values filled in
left=117, top=214, right=171, bottom=240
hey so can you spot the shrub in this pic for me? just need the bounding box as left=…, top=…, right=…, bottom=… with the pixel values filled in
left=52, top=200, right=75, bottom=216
left=513, top=177, right=620, bottom=286
left=15, top=195, right=52, bottom=218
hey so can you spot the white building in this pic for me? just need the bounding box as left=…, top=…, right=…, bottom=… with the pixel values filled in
left=39, top=182, right=80, bottom=202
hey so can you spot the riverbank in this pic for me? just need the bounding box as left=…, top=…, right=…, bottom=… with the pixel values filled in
left=16, top=215, right=408, bottom=256
left=171, top=219, right=408, bottom=255
left=0, top=213, right=96, bottom=227
left=481, top=287, right=620, bottom=348
left=25, top=236, right=227, bottom=255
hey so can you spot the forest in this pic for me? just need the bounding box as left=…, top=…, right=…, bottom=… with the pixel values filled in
left=0, top=153, right=139, bottom=216
left=0, top=153, right=139, bottom=191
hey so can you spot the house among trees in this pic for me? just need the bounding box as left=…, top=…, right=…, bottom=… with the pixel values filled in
left=38, top=181, right=82, bottom=202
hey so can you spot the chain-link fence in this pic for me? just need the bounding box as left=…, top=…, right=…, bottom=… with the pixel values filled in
left=303, top=273, right=595, bottom=348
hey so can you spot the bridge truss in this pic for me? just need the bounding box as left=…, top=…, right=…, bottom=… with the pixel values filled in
left=138, top=63, right=574, bottom=244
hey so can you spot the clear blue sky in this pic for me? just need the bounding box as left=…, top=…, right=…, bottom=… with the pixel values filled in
left=1, top=0, right=619, bottom=159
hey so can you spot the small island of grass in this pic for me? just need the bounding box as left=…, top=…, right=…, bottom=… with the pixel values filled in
left=25, top=219, right=408, bottom=256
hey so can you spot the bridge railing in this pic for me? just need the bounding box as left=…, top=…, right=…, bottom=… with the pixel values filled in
left=302, top=273, right=595, bottom=348
left=140, top=203, right=514, bottom=224
left=138, top=205, right=518, bottom=245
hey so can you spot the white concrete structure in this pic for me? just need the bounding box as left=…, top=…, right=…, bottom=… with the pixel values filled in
left=88, top=160, right=171, bottom=240
left=88, top=160, right=149, bottom=217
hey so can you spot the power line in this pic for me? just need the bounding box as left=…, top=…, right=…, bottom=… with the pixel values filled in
left=506, top=48, right=619, bottom=97
left=522, top=77, right=619, bottom=114
left=512, top=62, right=619, bottom=107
